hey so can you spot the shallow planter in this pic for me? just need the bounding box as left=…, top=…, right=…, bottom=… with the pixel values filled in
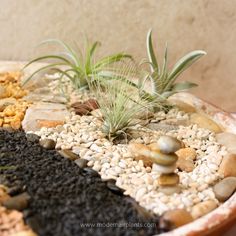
left=1, top=61, right=236, bottom=236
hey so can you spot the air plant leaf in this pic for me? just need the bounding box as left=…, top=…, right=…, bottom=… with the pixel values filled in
left=171, top=81, right=198, bottom=92
left=146, top=29, right=159, bottom=73
left=166, top=50, right=206, bottom=87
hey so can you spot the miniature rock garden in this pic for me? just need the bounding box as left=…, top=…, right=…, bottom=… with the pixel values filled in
left=0, top=30, right=236, bottom=236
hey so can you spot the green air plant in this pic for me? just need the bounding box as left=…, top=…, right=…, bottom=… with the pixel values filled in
left=90, top=64, right=155, bottom=141
left=22, top=39, right=133, bottom=90
left=139, top=29, right=206, bottom=104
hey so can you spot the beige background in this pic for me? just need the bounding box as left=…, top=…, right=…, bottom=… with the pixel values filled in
left=0, top=0, right=235, bottom=111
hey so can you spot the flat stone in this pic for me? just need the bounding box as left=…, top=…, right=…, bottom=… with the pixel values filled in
left=216, top=132, right=236, bottom=154
left=157, top=135, right=182, bottom=154
left=152, top=163, right=177, bottom=174
left=74, top=158, right=88, bottom=169
left=2, top=192, right=30, bottom=211
left=159, top=186, right=181, bottom=195
left=158, top=173, right=179, bottom=186
left=22, top=102, right=70, bottom=132
left=213, top=177, right=236, bottom=202
left=191, top=200, right=217, bottom=219
left=161, top=118, right=190, bottom=126
left=190, top=113, right=222, bottom=133
left=58, top=150, right=79, bottom=161
left=39, top=139, right=56, bottom=150
left=219, top=154, right=236, bottom=177
left=160, top=209, right=193, bottom=229
left=147, top=123, right=179, bottom=132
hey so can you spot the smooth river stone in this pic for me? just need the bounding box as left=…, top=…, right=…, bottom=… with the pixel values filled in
left=176, top=147, right=197, bottom=160
left=190, top=113, right=222, bottom=133
left=216, top=132, right=236, bottom=154
left=2, top=192, right=31, bottom=211
left=191, top=200, right=217, bottom=219
left=158, top=173, right=179, bottom=186
left=157, top=136, right=182, bottom=154
left=159, top=186, right=181, bottom=195
left=129, top=143, right=178, bottom=166
left=213, top=177, right=236, bottom=202
left=150, top=149, right=178, bottom=166
left=39, top=139, right=56, bottom=150
left=152, top=163, right=177, bottom=174
left=219, top=154, right=236, bottom=177
left=160, top=209, right=193, bottom=229
left=58, top=150, right=79, bottom=161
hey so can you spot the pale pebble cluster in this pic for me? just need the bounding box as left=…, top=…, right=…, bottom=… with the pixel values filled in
left=31, top=108, right=227, bottom=215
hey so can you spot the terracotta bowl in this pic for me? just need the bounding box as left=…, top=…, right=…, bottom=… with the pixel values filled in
left=159, top=93, right=236, bottom=236
left=1, top=61, right=235, bottom=236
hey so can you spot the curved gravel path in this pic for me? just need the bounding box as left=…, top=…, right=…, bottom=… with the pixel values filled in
left=0, top=130, right=164, bottom=236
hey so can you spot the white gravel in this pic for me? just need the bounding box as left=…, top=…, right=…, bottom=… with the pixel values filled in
left=31, top=108, right=227, bottom=215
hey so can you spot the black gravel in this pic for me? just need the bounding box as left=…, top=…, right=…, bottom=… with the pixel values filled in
left=0, top=130, right=168, bottom=236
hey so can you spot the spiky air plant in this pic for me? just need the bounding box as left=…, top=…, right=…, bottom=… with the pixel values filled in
left=139, top=29, right=206, bottom=106
left=22, top=39, right=133, bottom=90
left=90, top=63, right=156, bottom=141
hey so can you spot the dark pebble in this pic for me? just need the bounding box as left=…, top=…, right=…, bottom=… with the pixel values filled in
left=2, top=192, right=30, bottom=211
left=106, top=179, right=124, bottom=195
left=74, top=158, right=88, bottom=168
left=26, top=133, right=40, bottom=143
left=81, top=167, right=100, bottom=177
left=39, top=139, right=56, bottom=150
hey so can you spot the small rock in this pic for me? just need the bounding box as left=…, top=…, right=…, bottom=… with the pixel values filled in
left=147, top=123, right=179, bottom=132
left=152, top=163, right=176, bottom=174
left=169, top=100, right=196, bottom=113
left=216, top=132, right=236, bottom=154
left=2, top=192, right=30, bottom=211
left=158, top=173, right=179, bottom=186
left=71, top=99, right=99, bottom=115
left=213, top=177, right=236, bottom=202
left=74, top=158, right=88, bottom=169
left=135, top=187, right=147, bottom=201
left=129, top=143, right=178, bottom=166
left=160, top=209, right=193, bottom=229
left=157, top=135, right=182, bottom=154
left=176, top=159, right=195, bottom=172
left=81, top=168, right=100, bottom=177
left=106, top=179, right=124, bottom=195
left=39, top=139, right=56, bottom=150
left=191, top=200, right=217, bottom=219
left=26, top=133, right=40, bottom=143
left=58, top=150, right=79, bottom=161
left=190, top=113, right=222, bottom=133
left=159, top=186, right=181, bottom=195
left=0, top=85, right=7, bottom=98
left=176, top=147, right=197, bottom=160
left=219, top=154, right=236, bottom=177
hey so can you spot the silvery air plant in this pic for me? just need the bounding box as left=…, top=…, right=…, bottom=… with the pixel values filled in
left=139, top=29, right=206, bottom=109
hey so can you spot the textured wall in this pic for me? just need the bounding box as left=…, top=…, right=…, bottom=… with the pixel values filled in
left=0, top=0, right=236, bottom=111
